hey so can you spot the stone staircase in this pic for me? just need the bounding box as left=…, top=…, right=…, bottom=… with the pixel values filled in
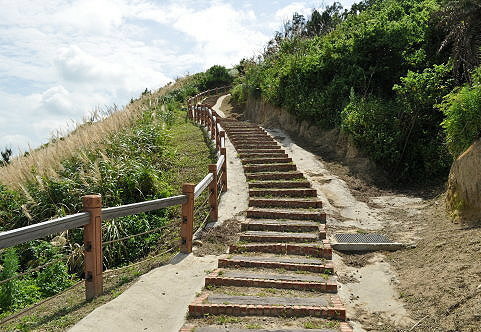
left=181, top=119, right=352, bottom=332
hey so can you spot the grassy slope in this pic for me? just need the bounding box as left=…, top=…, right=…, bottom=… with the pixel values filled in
left=0, top=109, right=213, bottom=331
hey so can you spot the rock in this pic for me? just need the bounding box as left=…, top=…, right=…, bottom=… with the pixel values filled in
left=446, top=138, right=481, bottom=223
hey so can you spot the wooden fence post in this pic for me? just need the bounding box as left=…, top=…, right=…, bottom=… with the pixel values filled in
left=208, top=164, right=218, bottom=222
left=181, top=183, right=195, bottom=253
left=211, top=115, right=216, bottom=140
left=220, top=147, right=227, bottom=192
left=82, top=194, right=103, bottom=301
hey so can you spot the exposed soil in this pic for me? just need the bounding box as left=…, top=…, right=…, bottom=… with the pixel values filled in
left=194, top=217, right=241, bottom=256
left=387, top=197, right=481, bottom=331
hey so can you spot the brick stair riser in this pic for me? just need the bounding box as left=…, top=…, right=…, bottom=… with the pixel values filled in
left=230, top=244, right=332, bottom=259
left=234, top=145, right=282, bottom=150
left=218, top=258, right=334, bottom=274
left=243, top=158, right=293, bottom=165
left=247, top=210, right=326, bottom=222
left=205, top=277, right=337, bottom=293
left=249, top=189, right=317, bottom=198
left=249, top=199, right=322, bottom=209
left=232, top=142, right=281, bottom=149
left=245, top=164, right=296, bottom=172
left=248, top=181, right=310, bottom=189
left=241, top=223, right=326, bottom=236
left=227, top=132, right=266, bottom=136
left=239, top=234, right=318, bottom=243
left=229, top=132, right=268, bottom=135
left=227, top=130, right=266, bottom=133
left=246, top=173, right=304, bottom=180
left=188, top=303, right=345, bottom=320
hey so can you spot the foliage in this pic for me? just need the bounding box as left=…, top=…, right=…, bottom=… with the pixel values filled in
left=435, top=0, right=481, bottom=83
left=196, top=65, right=233, bottom=91
left=232, top=0, right=472, bottom=182
left=1, top=148, right=12, bottom=166
left=440, top=66, right=481, bottom=156
left=0, top=67, right=217, bottom=316
left=0, top=248, right=20, bottom=311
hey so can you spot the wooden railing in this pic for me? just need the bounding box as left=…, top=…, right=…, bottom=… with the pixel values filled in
left=0, top=93, right=227, bottom=301
left=187, top=85, right=230, bottom=110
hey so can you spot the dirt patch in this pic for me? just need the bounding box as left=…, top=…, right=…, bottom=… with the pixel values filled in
left=338, top=252, right=376, bottom=268
left=387, top=196, right=481, bottom=331
left=194, top=217, right=241, bottom=256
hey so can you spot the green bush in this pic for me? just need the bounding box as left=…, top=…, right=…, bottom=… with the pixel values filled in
left=197, top=65, right=233, bottom=91
left=341, top=89, right=452, bottom=181
left=440, top=66, right=481, bottom=156
left=0, top=248, right=19, bottom=311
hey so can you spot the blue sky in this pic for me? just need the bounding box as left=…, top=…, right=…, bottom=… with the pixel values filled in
left=0, top=0, right=356, bottom=152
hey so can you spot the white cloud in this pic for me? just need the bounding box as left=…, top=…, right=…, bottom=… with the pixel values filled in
left=275, top=2, right=312, bottom=21
left=2, top=0, right=331, bottom=151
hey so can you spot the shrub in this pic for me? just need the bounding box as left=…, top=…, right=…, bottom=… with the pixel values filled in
left=440, top=66, right=481, bottom=156
left=0, top=248, right=19, bottom=311
left=197, top=65, right=233, bottom=91
left=341, top=90, right=452, bottom=181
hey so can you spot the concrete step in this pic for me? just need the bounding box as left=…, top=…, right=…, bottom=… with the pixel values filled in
left=245, top=164, right=296, bottom=173
left=249, top=188, right=317, bottom=198
left=230, top=241, right=332, bottom=259
left=241, top=219, right=326, bottom=235
left=237, top=149, right=287, bottom=155
left=249, top=197, right=322, bottom=209
left=239, top=152, right=289, bottom=159
left=230, top=136, right=273, bottom=142
left=245, top=172, right=304, bottom=181
left=248, top=180, right=310, bottom=188
left=240, top=231, right=320, bottom=243
left=243, top=157, right=293, bottom=165
left=246, top=207, right=326, bottom=222
left=188, top=293, right=345, bottom=320
left=218, top=255, right=334, bottom=273
left=184, top=326, right=352, bottom=332
left=205, top=269, right=337, bottom=293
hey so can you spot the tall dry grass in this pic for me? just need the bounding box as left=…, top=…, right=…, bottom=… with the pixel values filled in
left=0, top=78, right=190, bottom=190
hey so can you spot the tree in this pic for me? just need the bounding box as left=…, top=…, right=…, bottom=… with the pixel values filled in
left=198, top=65, right=233, bottom=90
left=436, top=0, right=481, bottom=83
left=305, top=3, right=344, bottom=37
left=1, top=148, right=12, bottom=166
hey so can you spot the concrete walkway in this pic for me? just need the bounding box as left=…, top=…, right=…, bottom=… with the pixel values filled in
left=69, top=254, right=218, bottom=332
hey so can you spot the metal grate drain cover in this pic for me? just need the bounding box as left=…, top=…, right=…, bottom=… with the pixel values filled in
left=335, top=233, right=392, bottom=244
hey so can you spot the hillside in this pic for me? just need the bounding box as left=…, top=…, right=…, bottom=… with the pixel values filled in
left=0, top=66, right=233, bottom=323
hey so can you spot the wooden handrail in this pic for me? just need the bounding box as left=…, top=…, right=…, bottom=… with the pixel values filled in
left=0, top=87, right=229, bottom=303
left=102, top=195, right=188, bottom=220
left=0, top=213, right=90, bottom=249
left=216, top=155, right=225, bottom=174
left=194, top=173, right=214, bottom=198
